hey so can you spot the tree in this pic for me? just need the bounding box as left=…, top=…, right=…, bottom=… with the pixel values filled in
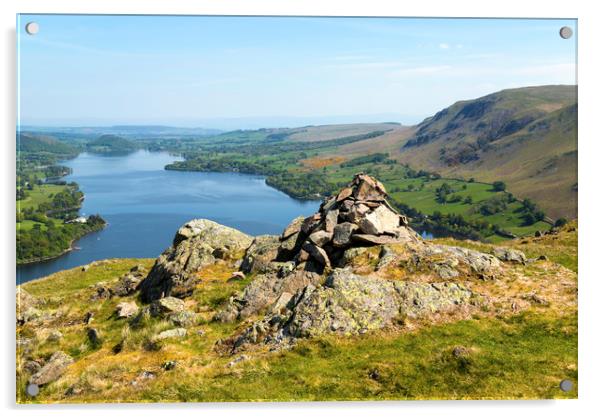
left=492, top=181, right=506, bottom=192
left=463, top=196, right=473, bottom=204
left=523, top=213, right=536, bottom=226
left=555, top=217, right=568, bottom=227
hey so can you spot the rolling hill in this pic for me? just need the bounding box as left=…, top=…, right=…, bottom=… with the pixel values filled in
left=17, top=133, right=78, bottom=156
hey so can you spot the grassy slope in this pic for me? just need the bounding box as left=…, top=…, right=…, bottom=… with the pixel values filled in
left=18, top=223, right=577, bottom=402
left=18, top=133, right=77, bottom=155
left=286, top=123, right=400, bottom=143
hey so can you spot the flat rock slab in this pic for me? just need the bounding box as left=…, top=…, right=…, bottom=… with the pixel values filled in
left=352, top=234, right=403, bottom=245
left=116, top=301, right=139, bottom=318
left=154, top=328, right=187, bottom=340
left=29, top=351, right=73, bottom=386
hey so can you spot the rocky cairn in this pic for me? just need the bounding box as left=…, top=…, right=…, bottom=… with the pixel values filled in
left=278, top=173, right=420, bottom=269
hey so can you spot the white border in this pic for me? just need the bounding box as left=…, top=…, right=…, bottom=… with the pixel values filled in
left=2, top=1, right=600, bottom=417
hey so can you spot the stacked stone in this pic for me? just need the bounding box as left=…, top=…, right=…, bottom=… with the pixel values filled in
left=277, top=173, right=419, bottom=269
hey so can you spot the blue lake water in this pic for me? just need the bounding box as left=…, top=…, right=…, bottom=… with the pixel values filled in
left=17, top=150, right=320, bottom=283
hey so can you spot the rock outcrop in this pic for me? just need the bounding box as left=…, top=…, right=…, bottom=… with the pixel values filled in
left=230, top=269, right=473, bottom=350
left=139, top=219, right=253, bottom=302
left=29, top=351, right=73, bottom=386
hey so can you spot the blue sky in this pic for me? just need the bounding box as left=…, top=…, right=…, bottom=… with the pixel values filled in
left=17, top=15, right=577, bottom=128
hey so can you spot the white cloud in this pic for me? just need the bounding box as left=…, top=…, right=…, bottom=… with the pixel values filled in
left=439, top=43, right=450, bottom=49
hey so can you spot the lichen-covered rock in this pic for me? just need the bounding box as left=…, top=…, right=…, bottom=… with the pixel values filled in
left=23, top=360, right=42, bottom=375
left=154, top=328, right=187, bottom=341
left=17, top=307, right=42, bottom=325
left=168, top=310, right=198, bottom=327
left=231, top=269, right=474, bottom=350
left=240, top=235, right=280, bottom=274
left=139, top=219, right=253, bottom=301
left=90, top=281, right=113, bottom=301
left=288, top=271, right=401, bottom=337
left=493, top=247, right=527, bottom=264
left=16, top=287, right=38, bottom=322
left=394, top=281, right=472, bottom=318
left=29, top=351, right=73, bottom=386
left=151, top=296, right=186, bottom=316
left=115, top=301, right=139, bottom=318
left=215, top=263, right=322, bottom=323
left=112, top=265, right=147, bottom=296
left=426, top=245, right=501, bottom=274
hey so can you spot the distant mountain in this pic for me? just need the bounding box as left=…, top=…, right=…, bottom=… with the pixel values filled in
left=19, top=125, right=223, bottom=141
left=17, top=133, right=77, bottom=156
left=86, top=134, right=138, bottom=153
left=392, top=85, right=577, bottom=219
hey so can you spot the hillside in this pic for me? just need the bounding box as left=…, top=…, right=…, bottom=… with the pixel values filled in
left=18, top=133, right=78, bottom=156
left=86, top=134, right=138, bottom=153
left=394, top=85, right=577, bottom=219
left=16, top=176, right=577, bottom=402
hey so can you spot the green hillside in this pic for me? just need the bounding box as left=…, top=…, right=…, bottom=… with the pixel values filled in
left=86, top=135, right=138, bottom=153
left=393, top=85, right=577, bottom=219
left=18, top=133, right=78, bottom=157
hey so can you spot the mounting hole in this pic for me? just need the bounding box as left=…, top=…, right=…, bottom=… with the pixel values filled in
left=26, top=383, right=39, bottom=397
left=25, top=22, right=39, bottom=35
left=559, top=26, right=573, bottom=39
left=559, top=379, right=573, bottom=392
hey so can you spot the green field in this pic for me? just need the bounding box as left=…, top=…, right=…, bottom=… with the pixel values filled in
left=17, top=184, right=69, bottom=213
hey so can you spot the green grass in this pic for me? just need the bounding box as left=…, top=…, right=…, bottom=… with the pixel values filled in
left=23, top=258, right=155, bottom=299
left=17, top=184, right=68, bottom=213
left=143, top=312, right=576, bottom=401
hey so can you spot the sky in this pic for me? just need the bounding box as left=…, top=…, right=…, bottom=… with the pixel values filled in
left=17, top=15, right=577, bottom=129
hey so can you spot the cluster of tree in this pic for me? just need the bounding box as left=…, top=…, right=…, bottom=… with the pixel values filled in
left=166, top=155, right=283, bottom=177
left=521, top=198, right=546, bottom=226
left=36, top=187, right=84, bottom=216
left=340, top=153, right=393, bottom=168
left=492, top=181, right=507, bottom=192
left=435, top=183, right=456, bottom=203
left=422, top=211, right=498, bottom=241
left=472, top=194, right=514, bottom=216
left=17, top=214, right=106, bottom=263
left=266, top=171, right=332, bottom=200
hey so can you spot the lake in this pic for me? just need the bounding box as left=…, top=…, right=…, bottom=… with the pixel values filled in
left=17, top=150, right=320, bottom=283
